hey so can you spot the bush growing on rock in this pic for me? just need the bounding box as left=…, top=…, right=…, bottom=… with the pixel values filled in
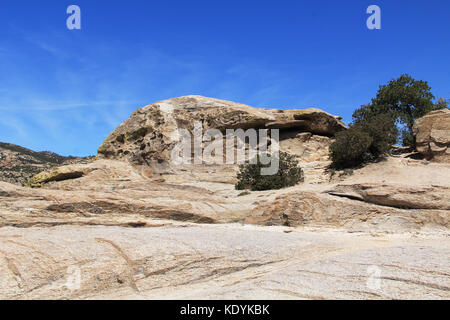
left=330, top=127, right=373, bottom=169
left=330, top=74, right=444, bottom=169
left=352, top=74, right=444, bottom=148
left=357, top=113, right=398, bottom=157
left=330, top=113, right=397, bottom=169
left=235, top=151, right=304, bottom=191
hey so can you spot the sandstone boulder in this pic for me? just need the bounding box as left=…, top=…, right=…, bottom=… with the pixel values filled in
left=27, top=165, right=95, bottom=188
left=97, top=95, right=346, bottom=167
left=413, top=109, right=450, bottom=162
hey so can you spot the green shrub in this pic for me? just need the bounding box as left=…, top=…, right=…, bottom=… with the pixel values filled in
left=331, top=113, right=398, bottom=169
left=358, top=113, right=398, bottom=157
left=235, top=151, right=304, bottom=191
left=330, top=127, right=373, bottom=169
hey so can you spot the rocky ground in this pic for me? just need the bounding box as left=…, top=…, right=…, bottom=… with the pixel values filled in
left=0, top=96, right=448, bottom=299
left=1, top=223, right=448, bottom=300
left=0, top=155, right=448, bottom=300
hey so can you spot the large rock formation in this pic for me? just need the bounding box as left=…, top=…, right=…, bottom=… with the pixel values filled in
left=413, top=109, right=450, bottom=162
left=97, top=95, right=346, bottom=167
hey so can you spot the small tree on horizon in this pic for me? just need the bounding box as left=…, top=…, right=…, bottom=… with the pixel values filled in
left=352, top=74, right=445, bottom=147
left=434, top=97, right=449, bottom=110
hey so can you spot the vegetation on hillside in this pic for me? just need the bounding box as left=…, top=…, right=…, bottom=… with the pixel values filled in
left=0, top=142, right=92, bottom=186
left=0, top=142, right=77, bottom=164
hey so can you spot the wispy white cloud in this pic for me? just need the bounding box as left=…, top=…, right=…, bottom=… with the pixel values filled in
left=26, top=38, right=66, bottom=58
left=0, top=115, right=28, bottom=138
left=0, top=100, right=142, bottom=111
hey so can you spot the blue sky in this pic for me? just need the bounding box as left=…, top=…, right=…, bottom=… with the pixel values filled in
left=0, top=0, right=449, bottom=156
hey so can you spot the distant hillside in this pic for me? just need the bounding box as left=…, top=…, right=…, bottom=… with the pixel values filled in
left=0, top=142, right=93, bottom=186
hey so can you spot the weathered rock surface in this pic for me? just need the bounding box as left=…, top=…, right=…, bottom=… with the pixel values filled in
left=244, top=157, right=450, bottom=232
left=246, top=189, right=449, bottom=232
left=280, top=132, right=333, bottom=183
left=327, top=183, right=450, bottom=210
left=2, top=157, right=449, bottom=233
left=97, top=95, right=346, bottom=167
left=27, top=165, right=95, bottom=188
left=413, top=109, right=450, bottom=162
left=0, top=160, right=242, bottom=227
left=0, top=224, right=449, bottom=300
